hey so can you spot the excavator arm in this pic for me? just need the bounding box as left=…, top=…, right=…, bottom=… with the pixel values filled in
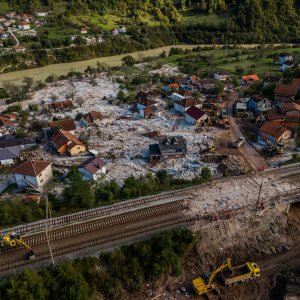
left=208, top=258, right=232, bottom=284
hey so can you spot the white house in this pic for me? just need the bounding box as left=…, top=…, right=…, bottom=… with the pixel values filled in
left=78, top=157, right=106, bottom=181
left=214, top=71, right=230, bottom=81
left=18, top=22, right=30, bottom=30
left=12, top=160, right=53, bottom=190
left=35, top=12, right=49, bottom=17
left=80, top=28, right=87, bottom=34
left=174, top=98, right=202, bottom=114
left=170, top=93, right=185, bottom=102
left=257, top=98, right=273, bottom=112
left=185, top=106, right=207, bottom=125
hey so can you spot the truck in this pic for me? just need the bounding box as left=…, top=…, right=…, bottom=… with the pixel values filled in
left=192, top=258, right=260, bottom=296
left=221, top=261, right=261, bottom=286
left=232, top=137, right=245, bottom=148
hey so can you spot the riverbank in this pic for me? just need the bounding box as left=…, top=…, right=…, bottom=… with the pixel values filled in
left=0, top=43, right=296, bottom=87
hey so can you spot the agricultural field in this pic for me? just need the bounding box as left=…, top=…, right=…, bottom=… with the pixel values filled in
left=161, top=46, right=300, bottom=79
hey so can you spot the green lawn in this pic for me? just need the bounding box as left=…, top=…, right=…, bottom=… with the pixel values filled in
left=161, top=46, right=300, bottom=78
left=0, top=0, right=10, bottom=14
left=36, top=26, right=77, bottom=39
left=181, top=12, right=227, bottom=26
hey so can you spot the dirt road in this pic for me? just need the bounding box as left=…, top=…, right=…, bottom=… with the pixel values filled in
left=225, top=92, right=268, bottom=171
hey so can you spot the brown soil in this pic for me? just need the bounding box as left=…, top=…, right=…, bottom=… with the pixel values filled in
left=132, top=207, right=300, bottom=300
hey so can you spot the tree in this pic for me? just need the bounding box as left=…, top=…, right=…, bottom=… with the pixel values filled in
left=51, top=262, right=89, bottom=300
left=5, top=269, right=46, bottom=300
left=22, top=77, right=34, bottom=92
left=156, top=169, right=169, bottom=185
left=201, top=166, right=212, bottom=182
left=122, top=55, right=135, bottom=67
left=63, top=167, right=95, bottom=208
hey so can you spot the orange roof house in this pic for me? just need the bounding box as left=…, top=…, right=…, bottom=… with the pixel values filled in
left=51, top=130, right=86, bottom=156
left=259, top=122, right=291, bottom=144
left=241, top=75, right=260, bottom=85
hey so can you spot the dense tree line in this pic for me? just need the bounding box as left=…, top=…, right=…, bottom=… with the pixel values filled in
left=0, top=228, right=195, bottom=300
left=1, top=1, right=299, bottom=72
left=0, top=167, right=212, bottom=227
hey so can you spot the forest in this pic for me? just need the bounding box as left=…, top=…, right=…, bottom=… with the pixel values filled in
left=0, top=228, right=195, bottom=300
left=0, top=1, right=299, bottom=72
left=4, top=0, right=300, bottom=42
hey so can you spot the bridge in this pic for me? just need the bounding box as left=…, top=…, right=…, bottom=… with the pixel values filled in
left=0, top=163, right=300, bottom=276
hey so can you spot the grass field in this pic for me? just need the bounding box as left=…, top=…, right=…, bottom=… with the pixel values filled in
left=181, top=11, right=227, bottom=26
left=161, top=46, right=300, bottom=78
left=0, top=0, right=10, bottom=14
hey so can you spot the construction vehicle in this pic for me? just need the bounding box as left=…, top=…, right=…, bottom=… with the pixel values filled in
left=192, top=258, right=260, bottom=296
left=261, top=144, right=284, bottom=157
left=220, top=261, right=261, bottom=286
left=199, top=143, right=216, bottom=154
left=0, top=232, right=35, bottom=260
left=193, top=258, right=232, bottom=295
left=235, top=111, right=249, bottom=118
left=232, top=136, right=245, bottom=148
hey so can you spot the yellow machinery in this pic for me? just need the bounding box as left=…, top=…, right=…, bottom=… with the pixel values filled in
left=193, top=258, right=232, bottom=295
left=221, top=261, right=261, bottom=286
left=0, top=232, right=35, bottom=260
left=192, top=258, right=261, bottom=295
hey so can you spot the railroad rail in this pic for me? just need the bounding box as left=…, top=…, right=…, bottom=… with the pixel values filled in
left=263, top=162, right=300, bottom=177
left=0, top=201, right=189, bottom=275
left=1, top=162, right=299, bottom=237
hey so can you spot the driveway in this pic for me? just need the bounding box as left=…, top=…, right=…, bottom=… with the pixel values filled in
left=225, top=92, right=268, bottom=171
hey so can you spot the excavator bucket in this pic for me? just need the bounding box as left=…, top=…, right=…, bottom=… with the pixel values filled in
left=25, top=249, right=35, bottom=260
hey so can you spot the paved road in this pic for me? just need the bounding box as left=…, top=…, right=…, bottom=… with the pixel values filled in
left=8, top=28, right=19, bottom=46
left=225, top=92, right=268, bottom=171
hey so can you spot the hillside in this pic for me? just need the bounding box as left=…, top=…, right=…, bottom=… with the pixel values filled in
left=2, top=0, right=300, bottom=43
left=0, top=0, right=299, bottom=73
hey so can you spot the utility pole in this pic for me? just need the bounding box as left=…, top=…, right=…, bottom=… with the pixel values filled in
left=255, top=177, right=264, bottom=213
left=45, top=191, right=55, bottom=266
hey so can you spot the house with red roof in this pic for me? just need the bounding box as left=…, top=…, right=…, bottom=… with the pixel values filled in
left=12, top=160, right=53, bottom=189
left=185, top=106, right=207, bottom=125
left=274, top=84, right=298, bottom=102
left=258, top=123, right=291, bottom=145
left=81, top=111, right=103, bottom=127
left=51, top=130, right=86, bottom=156
left=78, top=157, right=107, bottom=181
left=136, top=97, right=158, bottom=118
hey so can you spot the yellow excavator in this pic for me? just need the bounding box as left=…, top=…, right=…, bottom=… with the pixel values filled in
left=192, top=258, right=260, bottom=295
left=0, top=232, right=35, bottom=260
left=193, top=258, right=232, bottom=295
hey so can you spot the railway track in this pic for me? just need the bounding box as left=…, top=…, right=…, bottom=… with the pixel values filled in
left=0, top=201, right=189, bottom=275
left=0, top=162, right=299, bottom=238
